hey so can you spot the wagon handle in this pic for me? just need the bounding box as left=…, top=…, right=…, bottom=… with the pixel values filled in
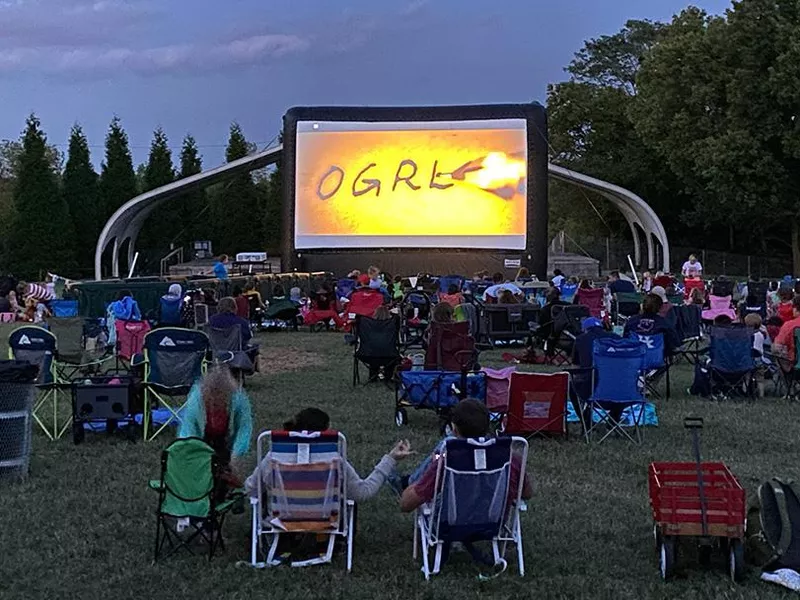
left=685, top=416, right=709, bottom=536
left=684, top=416, right=703, bottom=429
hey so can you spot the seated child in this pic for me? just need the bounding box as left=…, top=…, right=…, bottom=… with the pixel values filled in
left=245, top=407, right=412, bottom=502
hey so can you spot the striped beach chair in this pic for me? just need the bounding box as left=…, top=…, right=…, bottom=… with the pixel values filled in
left=250, top=430, right=354, bottom=571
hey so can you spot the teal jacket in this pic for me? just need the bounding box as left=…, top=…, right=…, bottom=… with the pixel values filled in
left=178, top=382, right=253, bottom=458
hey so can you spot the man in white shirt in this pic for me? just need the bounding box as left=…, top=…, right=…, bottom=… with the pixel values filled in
left=681, top=254, right=703, bottom=277
left=483, top=272, right=523, bottom=302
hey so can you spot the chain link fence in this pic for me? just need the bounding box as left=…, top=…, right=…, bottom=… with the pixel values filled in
left=551, top=233, right=793, bottom=278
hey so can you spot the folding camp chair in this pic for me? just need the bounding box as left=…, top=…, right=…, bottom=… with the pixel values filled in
left=7, top=326, right=63, bottom=439
left=438, top=275, right=464, bottom=295
left=149, top=437, right=242, bottom=562
left=674, top=304, right=703, bottom=364
left=504, top=371, right=569, bottom=438
left=114, top=319, right=151, bottom=370
left=352, top=315, right=400, bottom=386
left=708, top=325, right=756, bottom=400
left=413, top=436, right=529, bottom=580
left=139, top=327, right=210, bottom=441
left=560, top=283, right=578, bottom=303
left=206, top=325, right=253, bottom=378
left=424, top=321, right=478, bottom=372
left=400, top=292, right=433, bottom=349
left=395, top=370, right=487, bottom=431
left=546, top=305, right=590, bottom=365
left=778, top=328, right=800, bottom=399
left=613, top=292, right=642, bottom=326
left=628, top=332, right=671, bottom=399
left=683, top=279, right=706, bottom=303
left=583, top=337, right=647, bottom=444
left=250, top=430, right=355, bottom=571
left=576, top=287, right=604, bottom=318
left=49, top=317, right=111, bottom=382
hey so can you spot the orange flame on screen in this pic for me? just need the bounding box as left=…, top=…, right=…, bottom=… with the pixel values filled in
left=464, top=152, right=526, bottom=190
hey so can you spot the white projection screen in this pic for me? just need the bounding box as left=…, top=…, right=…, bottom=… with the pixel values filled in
left=293, top=119, right=528, bottom=250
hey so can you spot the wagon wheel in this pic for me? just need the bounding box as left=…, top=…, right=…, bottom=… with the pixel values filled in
left=728, top=539, right=745, bottom=583
left=659, top=537, right=676, bottom=580
left=698, top=544, right=712, bottom=566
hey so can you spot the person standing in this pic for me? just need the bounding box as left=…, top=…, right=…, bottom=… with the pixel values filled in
left=681, top=254, right=703, bottom=277
left=212, top=254, right=230, bottom=280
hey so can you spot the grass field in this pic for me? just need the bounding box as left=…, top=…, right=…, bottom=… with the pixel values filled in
left=2, top=330, right=800, bottom=600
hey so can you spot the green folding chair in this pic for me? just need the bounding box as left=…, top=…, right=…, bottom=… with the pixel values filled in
left=149, top=437, right=242, bottom=562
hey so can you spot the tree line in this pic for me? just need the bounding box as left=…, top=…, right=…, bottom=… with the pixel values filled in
left=0, top=116, right=281, bottom=279
left=4, top=0, right=798, bottom=280
left=549, top=0, right=800, bottom=274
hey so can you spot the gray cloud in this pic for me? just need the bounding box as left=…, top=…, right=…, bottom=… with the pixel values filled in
left=0, top=0, right=157, bottom=47
left=0, top=33, right=309, bottom=74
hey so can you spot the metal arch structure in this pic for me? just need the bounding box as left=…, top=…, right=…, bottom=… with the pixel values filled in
left=94, top=147, right=669, bottom=279
left=94, top=145, right=284, bottom=280
left=548, top=163, right=669, bottom=272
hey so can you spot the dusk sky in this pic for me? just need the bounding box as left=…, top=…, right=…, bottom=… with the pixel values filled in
left=0, top=0, right=731, bottom=168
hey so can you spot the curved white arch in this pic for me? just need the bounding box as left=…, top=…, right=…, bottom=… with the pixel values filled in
left=94, top=146, right=669, bottom=279
left=548, top=163, right=669, bottom=272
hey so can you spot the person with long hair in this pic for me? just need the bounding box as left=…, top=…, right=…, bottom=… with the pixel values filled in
left=178, top=366, right=253, bottom=494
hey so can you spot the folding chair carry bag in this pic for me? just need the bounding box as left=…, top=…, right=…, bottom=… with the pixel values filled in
left=505, top=371, right=569, bottom=437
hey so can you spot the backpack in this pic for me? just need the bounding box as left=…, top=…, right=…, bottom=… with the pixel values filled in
left=747, top=478, right=800, bottom=572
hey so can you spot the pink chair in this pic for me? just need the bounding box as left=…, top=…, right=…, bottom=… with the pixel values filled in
left=702, top=295, right=737, bottom=322
left=0, top=313, right=15, bottom=323
left=482, top=366, right=516, bottom=412
left=115, top=319, right=151, bottom=362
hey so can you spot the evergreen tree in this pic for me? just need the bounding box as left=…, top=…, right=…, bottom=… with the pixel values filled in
left=260, top=160, right=282, bottom=252
left=138, top=127, right=176, bottom=265
left=176, top=134, right=207, bottom=245
left=62, top=124, right=99, bottom=271
left=99, top=117, right=137, bottom=222
left=9, top=115, right=75, bottom=277
left=213, top=123, right=262, bottom=253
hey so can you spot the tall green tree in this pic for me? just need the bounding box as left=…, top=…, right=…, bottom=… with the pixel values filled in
left=138, top=127, right=176, bottom=266
left=62, top=124, right=99, bottom=271
left=212, top=123, right=262, bottom=253
left=175, top=134, right=207, bottom=245
left=98, top=117, right=137, bottom=223
left=9, top=115, right=75, bottom=277
left=631, top=2, right=800, bottom=270
left=546, top=19, right=694, bottom=253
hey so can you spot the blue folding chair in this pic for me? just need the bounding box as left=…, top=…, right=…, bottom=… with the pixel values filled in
left=560, top=283, right=579, bottom=303
left=413, top=436, right=528, bottom=579
left=584, top=337, right=647, bottom=444
left=708, top=325, right=756, bottom=399
left=438, top=275, right=465, bottom=295
left=336, top=278, right=357, bottom=301
left=628, top=332, right=671, bottom=399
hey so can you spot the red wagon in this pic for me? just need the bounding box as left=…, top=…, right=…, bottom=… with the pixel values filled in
left=647, top=418, right=746, bottom=581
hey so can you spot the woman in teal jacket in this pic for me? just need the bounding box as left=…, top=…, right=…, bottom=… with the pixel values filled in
left=178, top=366, right=253, bottom=492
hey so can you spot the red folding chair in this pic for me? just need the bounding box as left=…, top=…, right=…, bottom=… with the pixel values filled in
left=504, top=371, right=570, bottom=438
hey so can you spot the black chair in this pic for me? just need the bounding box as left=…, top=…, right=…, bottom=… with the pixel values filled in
left=353, top=316, right=401, bottom=386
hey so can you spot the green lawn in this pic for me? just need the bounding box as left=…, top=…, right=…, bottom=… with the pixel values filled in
left=2, top=331, right=799, bottom=600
